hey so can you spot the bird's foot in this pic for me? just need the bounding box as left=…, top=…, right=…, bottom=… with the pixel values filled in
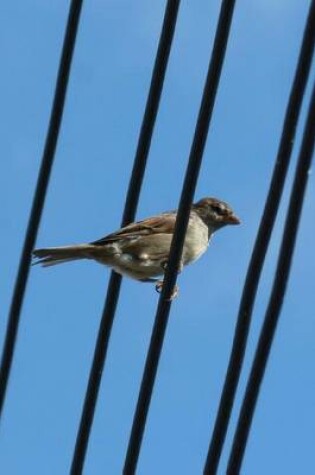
left=155, top=280, right=179, bottom=300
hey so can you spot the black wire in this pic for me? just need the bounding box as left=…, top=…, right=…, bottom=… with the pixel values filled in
left=70, top=1, right=181, bottom=473
left=227, top=79, right=315, bottom=474
left=0, top=0, right=84, bottom=421
left=123, top=1, right=237, bottom=473
left=204, top=2, right=315, bottom=472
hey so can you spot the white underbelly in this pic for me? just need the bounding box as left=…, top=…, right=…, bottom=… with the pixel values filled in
left=110, top=216, right=209, bottom=280
left=112, top=257, right=164, bottom=280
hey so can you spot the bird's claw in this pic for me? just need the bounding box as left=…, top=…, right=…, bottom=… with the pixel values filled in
left=155, top=280, right=179, bottom=300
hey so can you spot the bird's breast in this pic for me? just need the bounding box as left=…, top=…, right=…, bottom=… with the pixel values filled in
left=182, top=216, right=209, bottom=265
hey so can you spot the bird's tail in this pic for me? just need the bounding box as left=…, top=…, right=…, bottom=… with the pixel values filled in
left=32, top=244, right=96, bottom=267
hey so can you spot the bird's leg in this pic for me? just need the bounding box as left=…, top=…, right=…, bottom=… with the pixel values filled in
left=155, top=280, right=179, bottom=300
left=155, top=259, right=183, bottom=299
left=160, top=259, right=184, bottom=273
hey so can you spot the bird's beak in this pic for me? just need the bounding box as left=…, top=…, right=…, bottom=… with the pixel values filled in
left=225, top=213, right=241, bottom=225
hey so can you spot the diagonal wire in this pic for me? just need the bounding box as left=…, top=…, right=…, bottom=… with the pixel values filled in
left=0, top=0, right=84, bottom=421
left=70, top=1, right=181, bottom=473
left=204, top=2, right=315, bottom=472
left=227, top=78, right=315, bottom=475
left=123, top=1, right=237, bottom=473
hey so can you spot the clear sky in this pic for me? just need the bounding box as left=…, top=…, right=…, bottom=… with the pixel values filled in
left=1, top=1, right=314, bottom=474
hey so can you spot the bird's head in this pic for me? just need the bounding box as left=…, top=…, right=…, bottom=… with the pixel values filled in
left=193, top=197, right=240, bottom=230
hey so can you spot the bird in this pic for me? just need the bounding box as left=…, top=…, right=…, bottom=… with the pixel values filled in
left=33, top=197, right=240, bottom=298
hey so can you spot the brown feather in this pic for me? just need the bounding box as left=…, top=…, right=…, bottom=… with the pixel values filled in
left=91, top=213, right=176, bottom=246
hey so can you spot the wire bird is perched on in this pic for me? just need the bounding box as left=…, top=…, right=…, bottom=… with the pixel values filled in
left=33, top=197, right=240, bottom=298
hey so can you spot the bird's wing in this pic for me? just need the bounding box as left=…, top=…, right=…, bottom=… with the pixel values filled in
left=91, top=213, right=176, bottom=246
left=121, top=233, right=174, bottom=261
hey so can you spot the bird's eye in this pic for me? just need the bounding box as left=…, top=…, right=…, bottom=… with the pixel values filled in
left=212, top=205, right=225, bottom=215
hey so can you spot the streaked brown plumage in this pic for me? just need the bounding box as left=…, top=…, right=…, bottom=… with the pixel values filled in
left=33, top=197, right=240, bottom=297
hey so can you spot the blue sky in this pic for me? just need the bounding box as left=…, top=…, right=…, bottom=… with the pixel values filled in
left=1, top=1, right=314, bottom=474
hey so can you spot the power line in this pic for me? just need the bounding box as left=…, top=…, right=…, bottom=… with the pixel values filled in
left=0, top=0, right=84, bottom=421
left=123, top=1, right=237, bottom=473
left=227, top=78, right=315, bottom=474
left=3, top=1, right=311, bottom=472
left=70, top=1, right=181, bottom=473
left=204, top=2, right=315, bottom=472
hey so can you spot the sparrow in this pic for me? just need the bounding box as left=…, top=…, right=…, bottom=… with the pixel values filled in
left=33, top=197, right=240, bottom=298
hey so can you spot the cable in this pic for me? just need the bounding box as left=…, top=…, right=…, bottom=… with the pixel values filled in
left=227, top=79, right=315, bottom=474
left=123, top=1, right=237, bottom=473
left=0, top=0, right=84, bottom=420
left=204, top=2, right=315, bottom=472
left=70, top=1, right=181, bottom=473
